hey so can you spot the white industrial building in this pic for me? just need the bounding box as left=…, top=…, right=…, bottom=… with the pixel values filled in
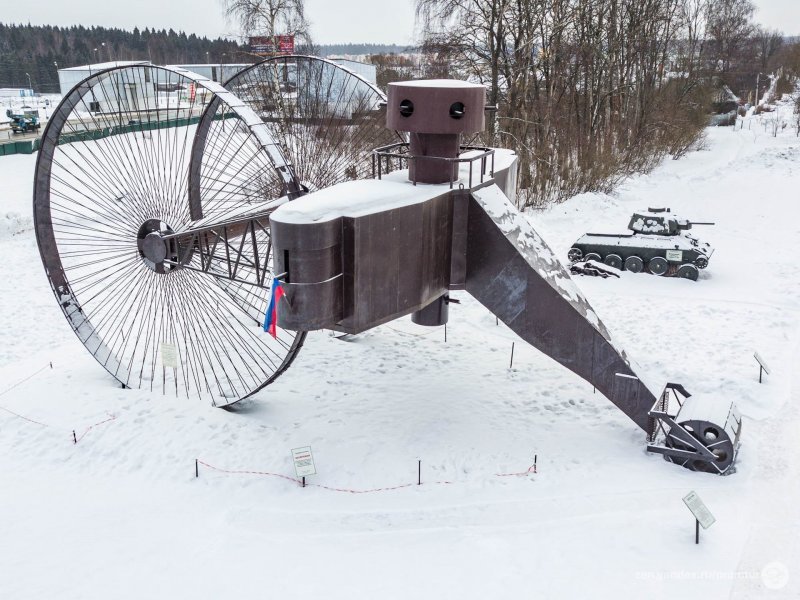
left=0, top=88, right=35, bottom=98
left=57, top=61, right=253, bottom=97
left=57, top=61, right=149, bottom=96
left=57, top=58, right=377, bottom=96
left=54, top=59, right=379, bottom=117
left=167, top=63, right=254, bottom=85
left=328, top=58, right=377, bottom=85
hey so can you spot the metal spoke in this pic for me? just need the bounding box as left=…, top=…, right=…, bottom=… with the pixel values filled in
left=34, top=64, right=305, bottom=406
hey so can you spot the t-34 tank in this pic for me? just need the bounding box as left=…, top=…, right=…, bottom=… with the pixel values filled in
left=568, top=208, right=714, bottom=281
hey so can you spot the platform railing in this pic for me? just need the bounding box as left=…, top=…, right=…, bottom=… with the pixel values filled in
left=371, top=142, right=495, bottom=189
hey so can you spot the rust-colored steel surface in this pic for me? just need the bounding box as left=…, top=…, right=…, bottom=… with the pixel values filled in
left=387, top=80, right=485, bottom=184
left=267, top=79, right=741, bottom=474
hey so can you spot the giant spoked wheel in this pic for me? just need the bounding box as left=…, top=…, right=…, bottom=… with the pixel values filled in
left=186, top=56, right=395, bottom=307
left=34, top=64, right=305, bottom=406
left=214, top=55, right=397, bottom=192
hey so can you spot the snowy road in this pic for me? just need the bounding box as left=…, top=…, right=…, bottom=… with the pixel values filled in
left=1, top=105, right=799, bottom=598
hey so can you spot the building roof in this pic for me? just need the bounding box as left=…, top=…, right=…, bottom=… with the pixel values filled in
left=59, top=61, right=150, bottom=72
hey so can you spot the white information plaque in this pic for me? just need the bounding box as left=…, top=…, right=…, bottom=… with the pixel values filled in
left=291, top=446, right=317, bottom=477
left=666, top=249, right=683, bottom=262
left=683, top=491, right=716, bottom=529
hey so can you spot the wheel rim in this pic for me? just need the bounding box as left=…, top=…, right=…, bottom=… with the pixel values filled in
left=624, top=256, right=643, bottom=273
left=568, top=248, right=582, bottom=261
left=34, top=64, right=305, bottom=406
left=219, top=55, right=397, bottom=192
left=604, top=254, right=622, bottom=269
left=678, top=264, right=698, bottom=280
left=669, top=419, right=735, bottom=473
left=648, top=257, right=668, bottom=275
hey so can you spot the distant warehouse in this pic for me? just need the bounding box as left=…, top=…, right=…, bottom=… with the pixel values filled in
left=54, top=58, right=379, bottom=116
left=57, top=58, right=377, bottom=97
left=57, top=61, right=253, bottom=97
left=0, top=88, right=34, bottom=98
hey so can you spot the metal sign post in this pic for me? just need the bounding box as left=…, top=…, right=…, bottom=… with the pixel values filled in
left=683, top=491, right=716, bottom=544
left=291, top=446, right=317, bottom=487
left=754, top=352, right=770, bottom=383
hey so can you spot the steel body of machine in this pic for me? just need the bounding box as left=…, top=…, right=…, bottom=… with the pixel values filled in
left=7, top=108, right=41, bottom=134
left=32, top=64, right=740, bottom=474
left=568, top=208, right=715, bottom=281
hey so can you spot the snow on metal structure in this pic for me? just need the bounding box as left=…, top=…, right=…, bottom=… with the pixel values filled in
left=33, top=67, right=741, bottom=474
left=268, top=79, right=741, bottom=474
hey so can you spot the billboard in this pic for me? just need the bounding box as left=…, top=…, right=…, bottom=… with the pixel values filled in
left=250, top=35, right=295, bottom=56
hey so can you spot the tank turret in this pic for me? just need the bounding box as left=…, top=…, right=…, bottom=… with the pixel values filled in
left=627, top=208, right=715, bottom=236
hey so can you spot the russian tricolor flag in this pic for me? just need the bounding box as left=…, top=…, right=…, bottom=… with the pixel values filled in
left=263, top=278, right=285, bottom=339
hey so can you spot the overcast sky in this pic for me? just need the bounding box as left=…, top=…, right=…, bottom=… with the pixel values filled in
left=2, top=0, right=797, bottom=46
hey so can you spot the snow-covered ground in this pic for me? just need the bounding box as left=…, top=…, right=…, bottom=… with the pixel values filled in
left=1, top=102, right=799, bottom=598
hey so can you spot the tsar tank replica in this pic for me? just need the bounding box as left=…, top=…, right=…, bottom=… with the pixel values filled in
left=568, top=208, right=714, bottom=280
left=32, top=65, right=741, bottom=475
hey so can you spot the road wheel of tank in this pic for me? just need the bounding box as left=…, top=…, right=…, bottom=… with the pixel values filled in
left=584, top=252, right=601, bottom=263
left=567, top=247, right=583, bottom=262
left=603, top=254, right=623, bottom=270
left=695, top=256, right=709, bottom=269
left=624, top=255, right=644, bottom=273
left=677, top=263, right=699, bottom=281
left=648, top=256, right=669, bottom=276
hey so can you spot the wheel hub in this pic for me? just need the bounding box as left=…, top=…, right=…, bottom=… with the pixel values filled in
left=142, top=232, right=167, bottom=263
left=137, top=219, right=176, bottom=274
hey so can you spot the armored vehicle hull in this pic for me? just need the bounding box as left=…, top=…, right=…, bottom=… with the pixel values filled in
left=568, top=209, right=714, bottom=280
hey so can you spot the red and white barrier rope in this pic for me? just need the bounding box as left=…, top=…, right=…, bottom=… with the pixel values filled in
left=196, top=458, right=535, bottom=494
left=74, top=413, right=117, bottom=443
left=0, top=363, right=116, bottom=442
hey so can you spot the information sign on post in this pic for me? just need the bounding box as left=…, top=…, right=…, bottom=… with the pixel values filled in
left=291, top=446, right=316, bottom=485
left=683, top=491, right=715, bottom=544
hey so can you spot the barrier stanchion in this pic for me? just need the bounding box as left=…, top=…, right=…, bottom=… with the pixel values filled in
left=195, top=456, right=537, bottom=494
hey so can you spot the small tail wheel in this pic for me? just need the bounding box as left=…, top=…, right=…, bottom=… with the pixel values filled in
left=567, top=247, right=583, bottom=262
left=584, top=252, right=601, bottom=263
left=677, top=263, right=699, bottom=281
left=648, top=256, right=669, bottom=276
left=668, top=419, right=736, bottom=474
left=624, top=255, right=644, bottom=273
left=603, top=254, right=622, bottom=270
left=695, top=256, right=709, bottom=269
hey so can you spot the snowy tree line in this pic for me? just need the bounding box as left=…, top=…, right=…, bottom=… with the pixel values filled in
left=413, top=0, right=795, bottom=206
left=0, top=24, right=241, bottom=92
